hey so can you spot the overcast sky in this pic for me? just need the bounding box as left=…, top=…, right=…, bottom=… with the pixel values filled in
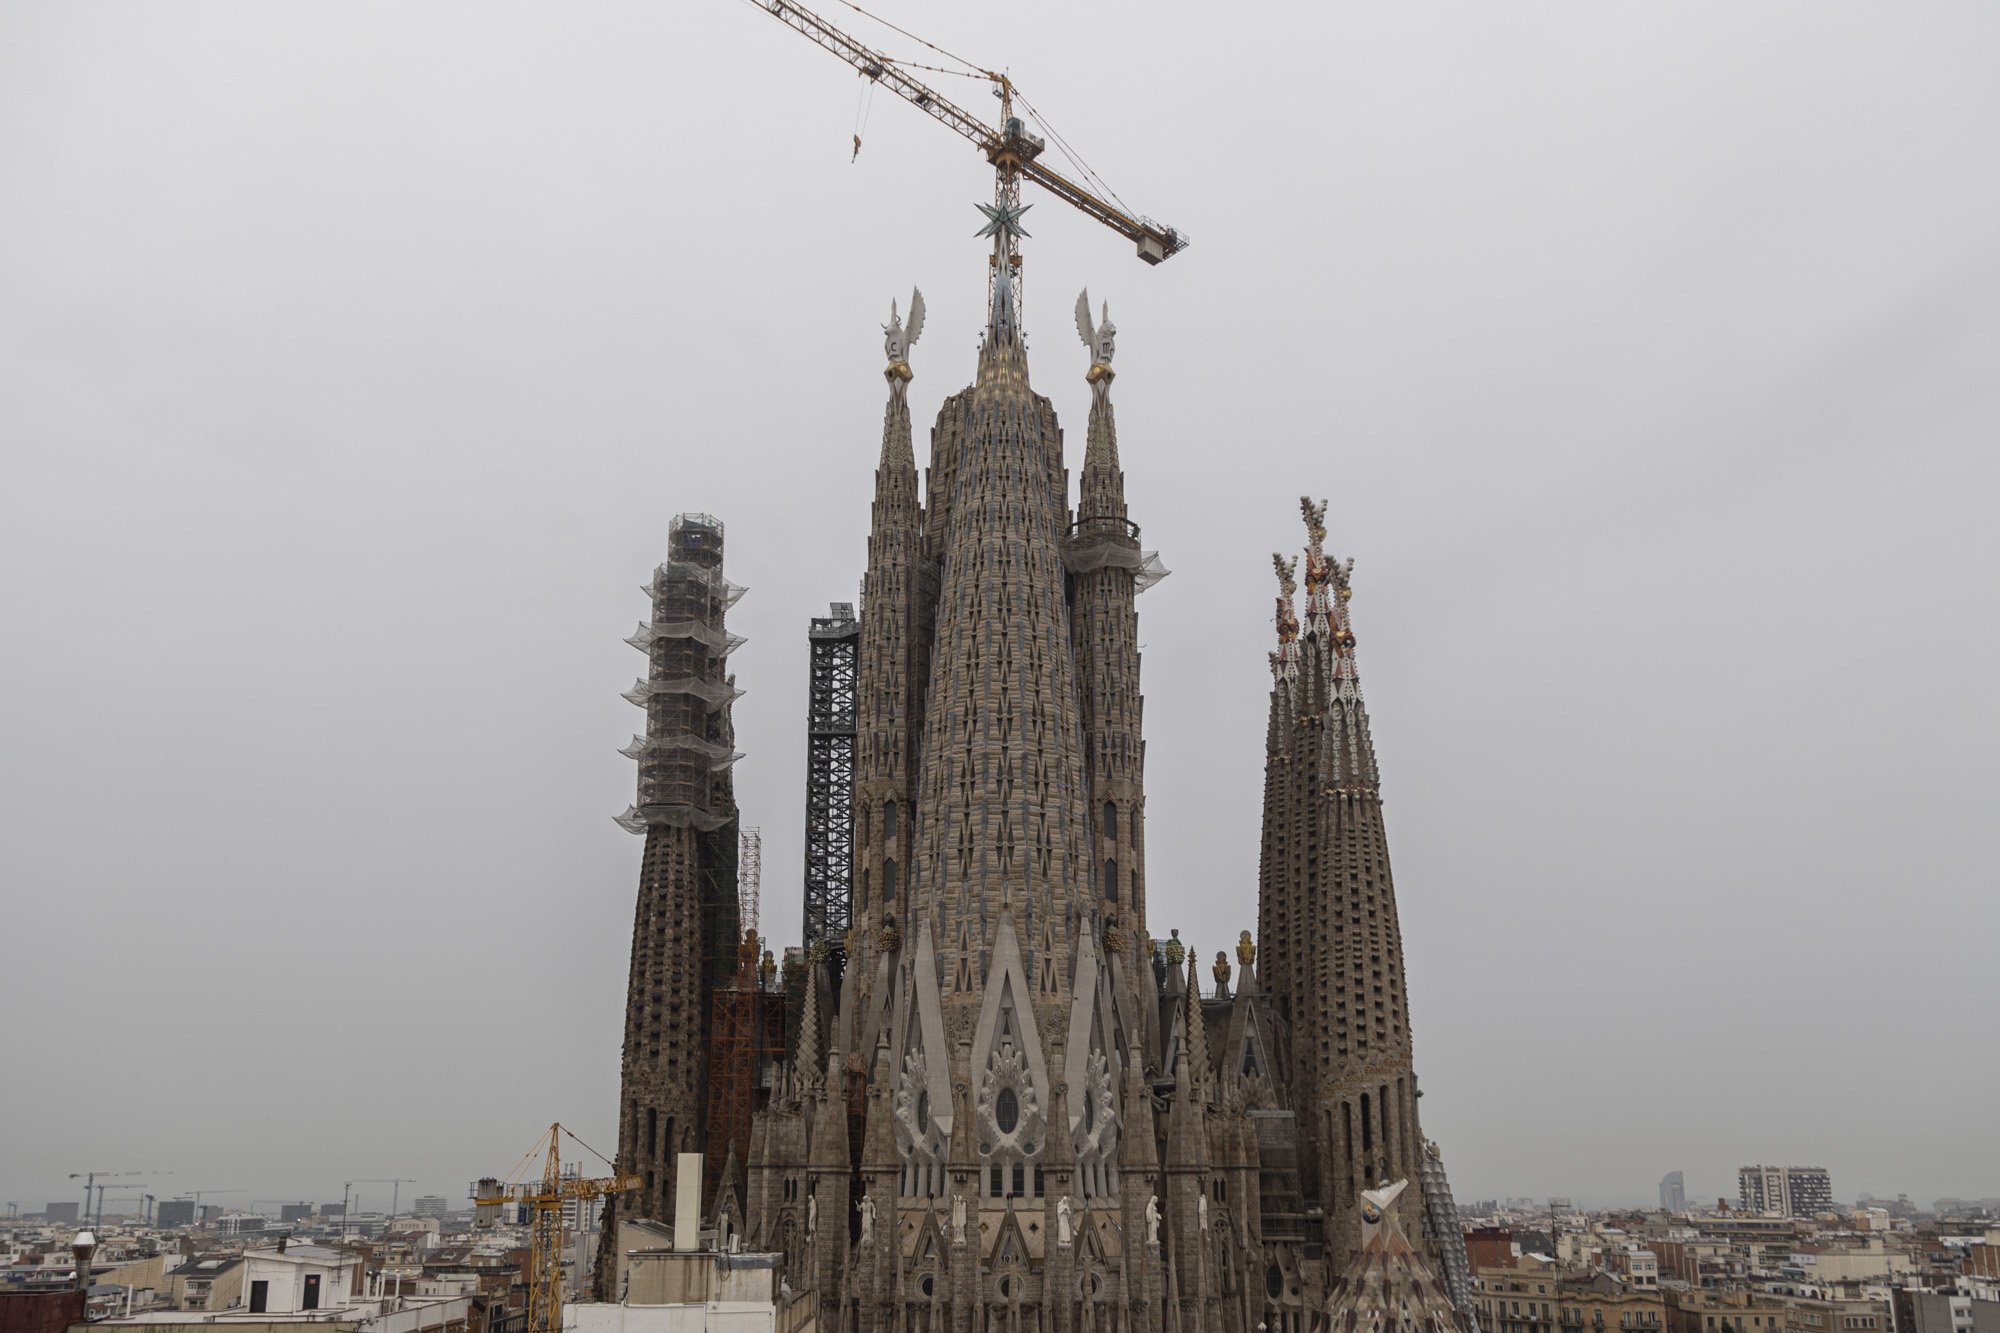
left=4, top=2, right=1996, bottom=1221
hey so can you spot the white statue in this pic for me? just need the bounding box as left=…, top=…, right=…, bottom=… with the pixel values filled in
left=1073, top=288, right=1118, bottom=403
left=806, top=1190, right=817, bottom=1238
left=859, top=1195, right=875, bottom=1245
left=1198, top=1193, right=1209, bottom=1232
left=951, top=1192, right=968, bottom=1246
left=883, top=287, right=926, bottom=402
left=1057, top=1195, right=1074, bottom=1247
left=1144, top=1194, right=1161, bottom=1247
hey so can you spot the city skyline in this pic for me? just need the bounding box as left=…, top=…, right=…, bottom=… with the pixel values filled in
left=4, top=2, right=1997, bottom=1219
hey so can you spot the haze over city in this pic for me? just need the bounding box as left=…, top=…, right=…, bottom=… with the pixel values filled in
left=4, top=0, right=1996, bottom=1225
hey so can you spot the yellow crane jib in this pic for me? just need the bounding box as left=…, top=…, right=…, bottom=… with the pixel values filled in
left=753, top=0, right=1187, bottom=264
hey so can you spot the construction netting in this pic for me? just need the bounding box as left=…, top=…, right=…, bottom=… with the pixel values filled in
left=1062, top=537, right=1171, bottom=592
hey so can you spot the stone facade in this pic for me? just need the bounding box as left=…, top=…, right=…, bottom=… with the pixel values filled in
left=707, top=275, right=1469, bottom=1330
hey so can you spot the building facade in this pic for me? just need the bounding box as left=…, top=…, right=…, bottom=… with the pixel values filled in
left=1740, top=1170, right=1835, bottom=1220
left=681, top=245, right=1471, bottom=1331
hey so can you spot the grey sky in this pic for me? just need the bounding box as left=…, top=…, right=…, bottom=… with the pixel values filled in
left=3, top=2, right=1995, bottom=1219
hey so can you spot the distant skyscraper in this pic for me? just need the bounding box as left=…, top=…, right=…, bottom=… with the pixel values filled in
left=412, top=1196, right=448, bottom=1219
left=44, top=1201, right=80, bottom=1225
left=1740, top=1165, right=1833, bottom=1217
left=1660, top=1171, right=1686, bottom=1213
left=155, top=1199, right=195, bottom=1229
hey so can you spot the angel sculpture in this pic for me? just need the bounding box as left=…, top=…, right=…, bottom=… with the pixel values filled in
left=1073, top=288, right=1117, bottom=402
left=1358, top=1178, right=1408, bottom=1241
left=883, top=287, right=927, bottom=402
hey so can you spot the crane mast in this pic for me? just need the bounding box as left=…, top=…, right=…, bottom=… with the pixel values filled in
left=750, top=0, right=1187, bottom=265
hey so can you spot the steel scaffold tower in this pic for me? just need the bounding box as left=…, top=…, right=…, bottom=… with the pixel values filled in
left=802, top=603, right=859, bottom=952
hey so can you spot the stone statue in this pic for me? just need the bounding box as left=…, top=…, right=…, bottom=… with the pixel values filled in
left=951, top=1192, right=968, bottom=1246
left=1212, top=950, right=1232, bottom=992
left=806, top=1190, right=817, bottom=1238
left=883, top=288, right=926, bottom=403
left=1237, top=929, right=1256, bottom=969
left=1073, top=288, right=1117, bottom=403
left=1198, top=1193, right=1209, bottom=1232
left=1145, top=1194, right=1161, bottom=1247
left=1057, top=1195, right=1074, bottom=1247
left=859, top=1195, right=875, bottom=1245
left=1359, top=1178, right=1407, bottom=1244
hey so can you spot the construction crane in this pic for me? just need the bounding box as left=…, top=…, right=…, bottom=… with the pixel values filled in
left=472, top=1124, right=641, bottom=1333
left=349, top=1177, right=416, bottom=1220
left=744, top=0, right=1187, bottom=268
left=69, top=1172, right=167, bottom=1231
left=173, top=1188, right=242, bottom=1228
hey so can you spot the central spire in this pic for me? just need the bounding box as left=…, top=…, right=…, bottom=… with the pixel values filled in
left=977, top=197, right=1031, bottom=351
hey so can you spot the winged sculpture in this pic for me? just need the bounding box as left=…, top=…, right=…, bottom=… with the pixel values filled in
left=1074, top=288, right=1117, bottom=401
left=884, top=287, right=926, bottom=401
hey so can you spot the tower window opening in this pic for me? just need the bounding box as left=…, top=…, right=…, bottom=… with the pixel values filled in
left=883, top=858, right=897, bottom=901
left=884, top=801, right=897, bottom=839
left=1361, top=1093, right=1373, bottom=1153
left=1104, top=859, right=1118, bottom=901
left=1103, top=801, right=1118, bottom=839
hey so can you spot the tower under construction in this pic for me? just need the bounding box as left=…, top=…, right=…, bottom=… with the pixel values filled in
left=604, top=513, right=744, bottom=1251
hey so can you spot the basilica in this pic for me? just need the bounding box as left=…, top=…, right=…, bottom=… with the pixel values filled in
left=601, top=233, right=1479, bottom=1332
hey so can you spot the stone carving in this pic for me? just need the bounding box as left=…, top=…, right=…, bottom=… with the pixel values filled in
left=1237, top=929, right=1256, bottom=969
left=976, top=1046, right=1045, bottom=1154
left=1057, top=1195, right=1074, bottom=1247
left=806, top=1190, right=817, bottom=1238
left=883, top=288, right=926, bottom=403
left=859, top=1195, right=875, bottom=1245
left=1198, top=1193, right=1209, bottom=1232
left=1145, top=1194, right=1161, bottom=1248
left=1071, top=1050, right=1120, bottom=1197
left=951, top=1193, right=967, bottom=1246
left=1074, top=288, right=1118, bottom=402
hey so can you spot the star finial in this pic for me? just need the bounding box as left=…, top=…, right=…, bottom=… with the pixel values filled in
left=975, top=200, right=1033, bottom=241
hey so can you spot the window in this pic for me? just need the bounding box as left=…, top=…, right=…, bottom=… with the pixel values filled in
left=1103, top=801, right=1117, bottom=839
left=883, top=859, right=896, bottom=901
left=249, top=1282, right=269, bottom=1315
left=883, top=801, right=897, bottom=839
left=1104, top=859, right=1118, bottom=901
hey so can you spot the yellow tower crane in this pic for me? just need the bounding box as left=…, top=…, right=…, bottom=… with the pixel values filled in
left=744, top=0, right=1187, bottom=266
left=473, top=1125, right=640, bottom=1333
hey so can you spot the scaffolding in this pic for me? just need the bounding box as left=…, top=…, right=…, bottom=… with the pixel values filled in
left=702, top=931, right=786, bottom=1215
left=615, top=513, right=747, bottom=835
left=738, top=828, right=762, bottom=940
left=801, top=603, right=859, bottom=952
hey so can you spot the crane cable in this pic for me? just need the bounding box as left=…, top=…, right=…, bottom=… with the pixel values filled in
left=827, top=0, right=988, bottom=79
left=1013, top=88, right=1135, bottom=220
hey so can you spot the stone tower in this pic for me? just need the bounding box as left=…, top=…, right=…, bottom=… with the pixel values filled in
left=1263, top=498, right=1429, bottom=1270
left=736, top=270, right=1475, bottom=1329
left=603, top=513, right=744, bottom=1250
left=748, top=238, right=1211, bottom=1330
